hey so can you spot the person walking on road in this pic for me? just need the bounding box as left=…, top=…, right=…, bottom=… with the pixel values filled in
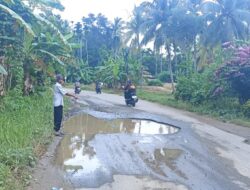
left=53, top=74, right=78, bottom=136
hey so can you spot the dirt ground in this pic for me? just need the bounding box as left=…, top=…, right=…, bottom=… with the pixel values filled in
left=28, top=90, right=250, bottom=190
left=139, top=83, right=174, bottom=93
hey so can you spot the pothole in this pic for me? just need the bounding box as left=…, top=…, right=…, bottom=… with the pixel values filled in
left=55, top=114, right=180, bottom=188
left=61, top=114, right=179, bottom=136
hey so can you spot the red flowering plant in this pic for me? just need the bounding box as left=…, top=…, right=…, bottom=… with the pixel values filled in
left=215, top=42, right=250, bottom=104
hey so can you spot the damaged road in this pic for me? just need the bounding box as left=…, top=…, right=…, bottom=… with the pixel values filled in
left=28, top=91, right=250, bottom=190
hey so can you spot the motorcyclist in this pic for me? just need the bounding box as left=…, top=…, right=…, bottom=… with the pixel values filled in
left=95, top=81, right=102, bottom=94
left=74, top=80, right=81, bottom=94
left=124, top=80, right=136, bottom=99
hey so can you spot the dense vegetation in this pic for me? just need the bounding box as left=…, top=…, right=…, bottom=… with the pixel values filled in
left=0, top=0, right=250, bottom=189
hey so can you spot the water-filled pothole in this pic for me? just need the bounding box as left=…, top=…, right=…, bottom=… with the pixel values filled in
left=55, top=114, right=180, bottom=188
left=62, top=114, right=178, bottom=136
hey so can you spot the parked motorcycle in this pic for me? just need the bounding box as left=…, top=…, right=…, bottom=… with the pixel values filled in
left=124, top=85, right=138, bottom=107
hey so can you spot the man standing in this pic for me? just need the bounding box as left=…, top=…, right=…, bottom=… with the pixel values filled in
left=53, top=74, right=78, bottom=136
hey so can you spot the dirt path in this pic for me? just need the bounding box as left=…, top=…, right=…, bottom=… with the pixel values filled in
left=28, top=90, right=250, bottom=190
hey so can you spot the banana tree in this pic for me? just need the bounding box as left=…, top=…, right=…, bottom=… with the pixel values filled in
left=95, top=57, right=126, bottom=88
left=21, top=32, right=70, bottom=94
left=0, top=0, right=71, bottom=95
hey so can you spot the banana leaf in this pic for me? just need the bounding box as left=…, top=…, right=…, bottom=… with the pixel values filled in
left=0, top=65, right=7, bottom=75
left=38, top=49, right=64, bottom=65
left=0, top=4, right=35, bottom=37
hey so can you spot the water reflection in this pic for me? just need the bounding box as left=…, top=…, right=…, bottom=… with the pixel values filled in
left=55, top=114, right=179, bottom=183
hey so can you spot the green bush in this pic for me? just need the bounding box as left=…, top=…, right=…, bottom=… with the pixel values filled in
left=243, top=100, right=250, bottom=117
left=147, top=79, right=163, bottom=86
left=174, top=66, right=217, bottom=104
left=157, top=71, right=171, bottom=82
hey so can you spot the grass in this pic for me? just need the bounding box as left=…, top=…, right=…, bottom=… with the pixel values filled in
left=0, top=90, right=55, bottom=190
left=137, top=89, right=193, bottom=110
left=137, top=89, right=250, bottom=127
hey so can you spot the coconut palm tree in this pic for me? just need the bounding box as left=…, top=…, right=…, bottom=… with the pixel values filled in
left=139, top=0, right=180, bottom=91
left=125, top=6, right=144, bottom=61
left=201, top=0, right=250, bottom=47
left=111, top=17, right=124, bottom=59
left=125, top=6, right=146, bottom=84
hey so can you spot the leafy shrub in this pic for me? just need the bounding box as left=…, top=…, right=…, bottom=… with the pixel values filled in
left=157, top=71, right=171, bottom=82
left=243, top=100, right=250, bottom=117
left=147, top=79, right=163, bottom=86
left=175, top=66, right=217, bottom=104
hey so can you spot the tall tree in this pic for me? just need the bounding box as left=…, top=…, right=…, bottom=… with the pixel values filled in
left=139, top=0, right=180, bottom=91
left=125, top=6, right=144, bottom=82
left=125, top=6, right=144, bottom=61
left=201, top=0, right=250, bottom=47
left=111, top=17, right=124, bottom=59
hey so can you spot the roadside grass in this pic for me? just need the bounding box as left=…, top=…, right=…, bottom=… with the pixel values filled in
left=0, top=90, right=54, bottom=190
left=137, top=89, right=250, bottom=127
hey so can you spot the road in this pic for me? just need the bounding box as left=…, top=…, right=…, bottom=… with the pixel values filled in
left=28, top=90, right=250, bottom=190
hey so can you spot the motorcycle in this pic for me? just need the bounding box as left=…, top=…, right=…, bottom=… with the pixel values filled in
left=124, top=85, right=138, bottom=107
left=96, top=82, right=102, bottom=94
left=74, top=86, right=81, bottom=94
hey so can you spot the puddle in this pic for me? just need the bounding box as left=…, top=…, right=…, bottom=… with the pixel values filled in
left=55, top=114, right=180, bottom=188
left=61, top=114, right=179, bottom=137
left=154, top=149, right=184, bottom=175
left=154, top=148, right=183, bottom=168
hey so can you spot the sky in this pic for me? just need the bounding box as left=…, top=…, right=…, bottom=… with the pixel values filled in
left=58, top=0, right=146, bottom=22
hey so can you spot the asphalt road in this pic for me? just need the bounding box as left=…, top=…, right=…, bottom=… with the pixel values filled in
left=28, top=90, right=250, bottom=190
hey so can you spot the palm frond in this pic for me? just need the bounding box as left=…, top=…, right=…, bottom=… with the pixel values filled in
left=141, top=26, right=156, bottom=46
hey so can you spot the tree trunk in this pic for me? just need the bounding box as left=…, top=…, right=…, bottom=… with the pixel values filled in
left=23, top=62, right=33, bottom=95
left=173, top=42, right=178, bottom=77
left=137, top=33, right=143, bottom=86
left=80, top=36, right=83, bottom=61
left=166, top=45, right=175, bottom=92
left=193, top=37, right=197, bottom=72
left=0, top=74, right=5, bottom=96
left=85, top=38, right=89, bottom=65
left=155, top=49, right=158, bottom=76
left=160, top=48, right=163, bottom=73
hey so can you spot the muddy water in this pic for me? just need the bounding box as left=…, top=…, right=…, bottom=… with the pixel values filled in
left=55, top=114, right=180, bottom=188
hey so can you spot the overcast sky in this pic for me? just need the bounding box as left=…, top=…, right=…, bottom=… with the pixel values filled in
left=59, top=0, right=146, bottom=22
